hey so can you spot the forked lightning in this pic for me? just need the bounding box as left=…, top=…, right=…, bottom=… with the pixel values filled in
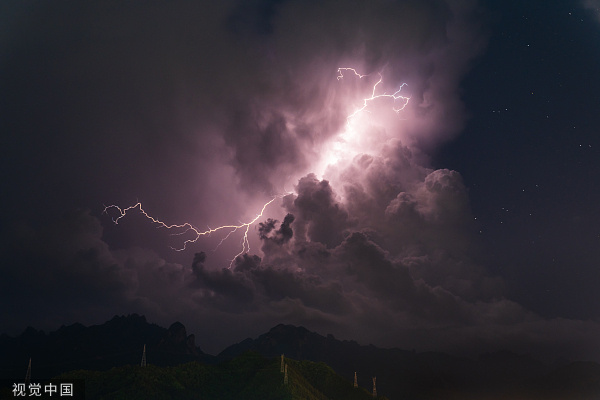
left=103, top=197, right=278, bottom=269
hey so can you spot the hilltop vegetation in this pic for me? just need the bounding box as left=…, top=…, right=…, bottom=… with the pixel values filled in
left=3, top=317, right=599, bottom=399
left=54, top=352, right=384, bottom=400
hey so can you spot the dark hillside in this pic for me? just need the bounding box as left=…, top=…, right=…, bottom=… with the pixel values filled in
left=16, top=352, right=382, bottom=400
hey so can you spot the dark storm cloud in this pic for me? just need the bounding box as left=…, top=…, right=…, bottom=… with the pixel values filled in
left=0, top=210, right=138, bottom=329
left=179, top=247, right=353, bottom=316
left=258, top=213, right=294, bottom=244
left=284, top=175, right=352, bottom=248
left=190, top=251, right=255, bottom=310
left=256, top=195, right=476, bottom=326
left=223, top=109, right=314, bottom=193
left=2, top=0, right=599, bottom=362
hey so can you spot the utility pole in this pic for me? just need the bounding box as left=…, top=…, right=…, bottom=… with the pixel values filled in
left=25, top=358, right=31, bottom=386
left=372, top=376, right=377, bottom=398
left=281, top=354, right=284, bottom=373
left=284, top=364, right=288, bottom=385
left=354, top=371, right=358, bottom=388
left=140, top=344, right=147, bottom=367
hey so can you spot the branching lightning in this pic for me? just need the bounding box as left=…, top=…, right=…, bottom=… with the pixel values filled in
left=103, top=197, right=279, bottom=268
left=337, top=67, right=410, bottom=120
left=313, top=67, right=411, bottom=175
left=337, top=67, right=367, bottom=80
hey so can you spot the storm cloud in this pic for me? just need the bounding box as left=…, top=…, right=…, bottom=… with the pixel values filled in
left=1, top=0, right=599, bottom=362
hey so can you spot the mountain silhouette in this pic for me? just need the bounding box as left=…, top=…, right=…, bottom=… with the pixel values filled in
left=0, top=314, right=214, bottom=380
left=218, top=324, right=599, bottom=399
left=2, top=317, right=599, bottom=399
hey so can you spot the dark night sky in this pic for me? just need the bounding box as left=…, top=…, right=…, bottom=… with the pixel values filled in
left=437, top=0, right=600, bottom=321
left=1, top=0, right=599, bottom=361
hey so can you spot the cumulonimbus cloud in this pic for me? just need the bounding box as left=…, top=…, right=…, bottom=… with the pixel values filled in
left=2, top=0, right=599, bottom=361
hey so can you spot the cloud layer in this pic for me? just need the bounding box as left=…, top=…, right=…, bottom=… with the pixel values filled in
left=1, top=0, right=599, bottom=361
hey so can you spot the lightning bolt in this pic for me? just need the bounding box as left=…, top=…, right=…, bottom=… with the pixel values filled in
left=337, top=67, right=410, bottom=120
left=337, top=67, right=367, bottom=80
left=103, top=196, right=280, bottom=269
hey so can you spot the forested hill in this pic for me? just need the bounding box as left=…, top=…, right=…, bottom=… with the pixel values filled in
left=45, top=352, right=382, bottom=400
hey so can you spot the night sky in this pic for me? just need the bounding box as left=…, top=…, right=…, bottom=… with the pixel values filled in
left=1, top=0, right=599, bottom=361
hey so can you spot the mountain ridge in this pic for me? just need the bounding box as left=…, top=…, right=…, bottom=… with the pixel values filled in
left=2, top=315, right=599, bottom=399
left=0, top=314, right=215, bottom=379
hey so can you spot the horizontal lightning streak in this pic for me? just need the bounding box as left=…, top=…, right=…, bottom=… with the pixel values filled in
left=103, top=197, right=279, bottom=269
